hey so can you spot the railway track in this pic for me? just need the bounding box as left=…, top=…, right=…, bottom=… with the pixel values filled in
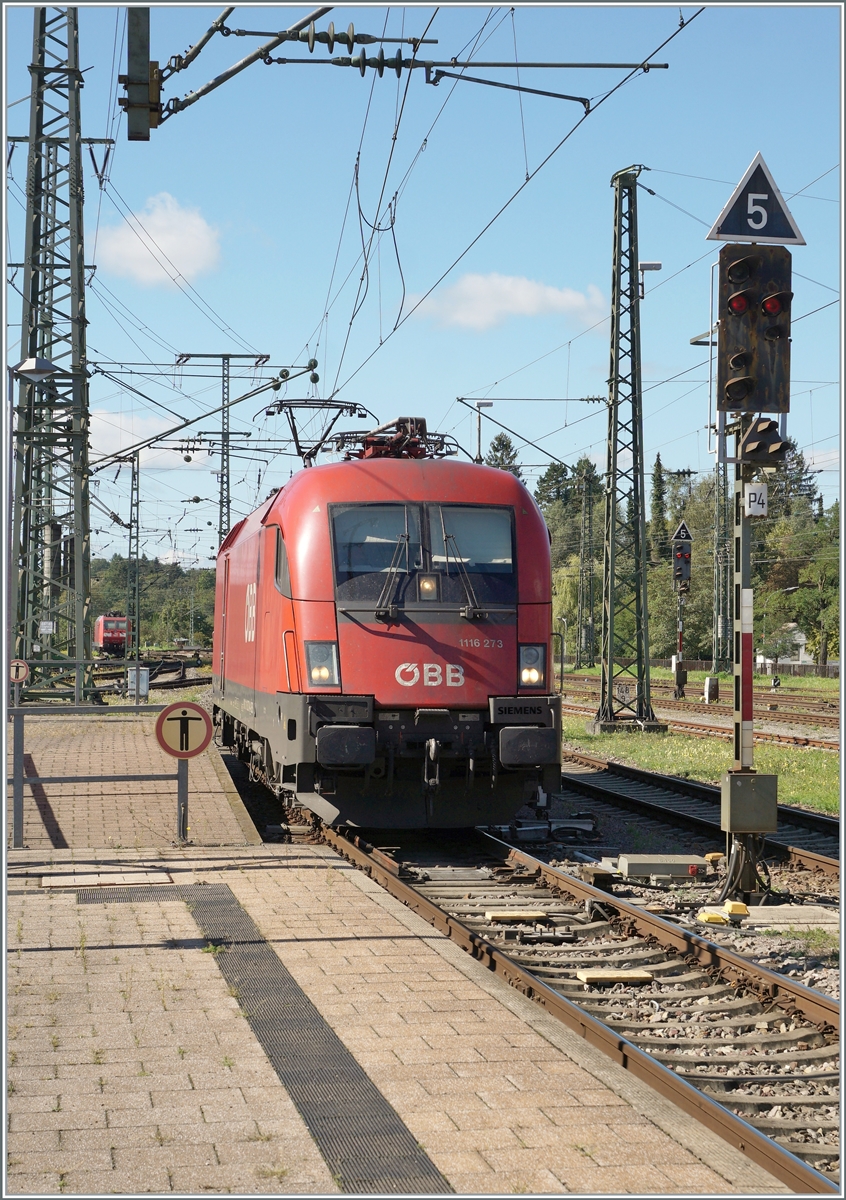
left=318, top=824, right=840, bottom=1192
left=556, top=753, right=839, bottom=875
left=559, top=701, right=839, bottom=751
left=561, top=687, right=841, bottom=729
left=564, top=678, right=839, bottom=710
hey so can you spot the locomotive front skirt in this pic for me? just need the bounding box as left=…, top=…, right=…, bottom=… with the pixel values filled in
left=211, top=455, right=560, bottom=828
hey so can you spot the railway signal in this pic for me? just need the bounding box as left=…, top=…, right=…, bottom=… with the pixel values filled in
left=717, top=243, right=793, bottom=414
left=670, top=522, right=692, bottom=699
left=705, top=155, right=805, bottom=902
left=739, top=418, right=788, bottom=466
left=672, top=544, right=691, bottom=587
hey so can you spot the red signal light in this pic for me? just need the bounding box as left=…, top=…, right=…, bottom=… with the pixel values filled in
left=728, top=293, right=750, bottom=315
left=762, top=295, right=782, bottom=316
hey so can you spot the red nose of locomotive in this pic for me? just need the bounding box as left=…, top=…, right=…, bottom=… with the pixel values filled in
left=212, top=425, right=559, bottom=829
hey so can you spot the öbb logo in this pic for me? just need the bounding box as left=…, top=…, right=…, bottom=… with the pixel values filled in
left=395, top=663, right=464, bottom=687
left=244, top=582, right=256, bottom=642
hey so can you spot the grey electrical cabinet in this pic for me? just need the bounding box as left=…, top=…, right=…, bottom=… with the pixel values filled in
left=721, top=773, right=778, bottom=833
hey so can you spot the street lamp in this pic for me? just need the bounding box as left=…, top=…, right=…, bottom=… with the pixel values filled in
left=474, top=401, right=493, bottom=463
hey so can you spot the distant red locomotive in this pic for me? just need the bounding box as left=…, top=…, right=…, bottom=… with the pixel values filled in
left=211, top=418, right=560, bottom=828
left=93, top=612, right=131, bottom=657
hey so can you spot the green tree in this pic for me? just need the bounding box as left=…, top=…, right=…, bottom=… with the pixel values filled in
left=536, top=457, right=601, bottom=572
left=649, top=453, right=668, bottom=564
left=534, top=462, right=570, bottom=509
left=90, top=555, right=217, bottom=648
left=485, top=433, right=523, bottom=479
left=794, top=500, right=839, bottom=664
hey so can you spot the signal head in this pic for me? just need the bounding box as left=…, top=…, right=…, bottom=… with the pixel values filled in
left=726, top=255, right=759, bottom=285
left=727, top=290, right=752, bottom=316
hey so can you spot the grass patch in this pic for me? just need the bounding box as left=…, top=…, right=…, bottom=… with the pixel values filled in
left=560, top=715, right=839, bottom=815
left=761, top=926, right=839, bottom=960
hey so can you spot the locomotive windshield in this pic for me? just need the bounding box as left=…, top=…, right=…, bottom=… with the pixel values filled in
left=429, top=506, right=513, bottom=574
left=331, top=503, right=514, bottom=606
left=332, top=505, right=422, bottom=581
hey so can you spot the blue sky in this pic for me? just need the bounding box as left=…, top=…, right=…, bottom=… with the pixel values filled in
left=5, top=4, right=841, bottom=565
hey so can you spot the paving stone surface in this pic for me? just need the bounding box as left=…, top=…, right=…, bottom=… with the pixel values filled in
left=7, top=842, right=789, bottom=1195
left=5, top=714, right=790, bottom=1194
left=6, top=714, right=259, bottom=849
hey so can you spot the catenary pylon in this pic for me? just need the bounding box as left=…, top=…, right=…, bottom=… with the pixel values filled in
left=10, top=7, right=110, bottom=701
left=594, top=166, right=659, bottom=729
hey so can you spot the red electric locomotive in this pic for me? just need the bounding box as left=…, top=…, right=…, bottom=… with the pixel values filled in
left=211, top=418, right=560, bottom=828
left=93, top=612, right=131, bottom=657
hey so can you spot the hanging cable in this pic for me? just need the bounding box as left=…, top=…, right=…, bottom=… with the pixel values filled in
left=510, top=8, right=530, bottom=182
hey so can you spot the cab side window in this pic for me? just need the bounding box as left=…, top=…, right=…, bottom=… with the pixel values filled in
left=275, top=527, right=291, bottom=597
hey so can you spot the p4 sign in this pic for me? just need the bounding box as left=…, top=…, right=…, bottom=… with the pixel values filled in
left=744, top=483, right=768, bottom=518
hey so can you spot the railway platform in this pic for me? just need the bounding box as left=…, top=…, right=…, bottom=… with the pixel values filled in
left=6, top=716, right=788, bottom=1194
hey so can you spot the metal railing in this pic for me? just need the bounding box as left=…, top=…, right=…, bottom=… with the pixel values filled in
left=7, top=705, right=188, bottom=849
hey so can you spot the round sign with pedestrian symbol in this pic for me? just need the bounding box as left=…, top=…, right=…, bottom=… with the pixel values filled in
left=10, top=660, right=30, bottom=684
left=155, top=701, right=213, bottom=759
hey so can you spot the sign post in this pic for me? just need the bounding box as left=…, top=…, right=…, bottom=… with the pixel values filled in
left=154, top=702, right=213, bottom=843
left=9, top=661, right=31, bottom=848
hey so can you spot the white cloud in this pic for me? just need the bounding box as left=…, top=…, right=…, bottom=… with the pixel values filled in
left=89, top=409, right=207, bottom=470
left=412, top=272, right=606, bottom=332
left=97, top=192, right=220, bottom=286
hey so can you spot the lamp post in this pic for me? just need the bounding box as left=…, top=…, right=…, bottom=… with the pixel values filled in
left=474, top=401, right=493, bottom=463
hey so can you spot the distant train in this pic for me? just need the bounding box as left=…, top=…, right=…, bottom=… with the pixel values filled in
left=211, top=418, right=560, bottom=828
left=93, top=612, right=131, bottom=657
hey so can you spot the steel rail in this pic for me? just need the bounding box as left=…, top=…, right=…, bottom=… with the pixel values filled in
left=319, top=824, right=837, bottom=1193
left=562, top=687, right=841, bottom=726
left=564, top=752, right=840, bottom=837
left=560, top=701, right=839, bottom=750
left=558, top=757, right=839, bottom=875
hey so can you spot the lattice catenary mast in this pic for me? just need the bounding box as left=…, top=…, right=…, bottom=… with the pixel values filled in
left=10, top=7, right=111, bottom=701
left=592, top=166, right=664, bottom=731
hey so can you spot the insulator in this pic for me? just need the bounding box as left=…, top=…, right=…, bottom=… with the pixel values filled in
left=394, top=50, right=404, bottom=77
left=377, top=48, right=385, bottom=77
left=358, top=48, right=367, bottom=76
left=271, top=379, right=281, bottom=391
left=308, top=22, right=315, bottom=53
left=280, top=367, right=290, bottom=379
left=326, top=21, right=334, bottom=53
left=307, top=358, right=318, bottom=370
left=345, top=22, right=355, bottom=52
left=310, top=372, right=320, bottom=384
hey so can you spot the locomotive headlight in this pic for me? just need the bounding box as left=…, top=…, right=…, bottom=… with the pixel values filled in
left=418, top=574, right=439, bottom=600
left=519, top=645, right=546, bottom=688
left=305, top=642, right=340, bottom=688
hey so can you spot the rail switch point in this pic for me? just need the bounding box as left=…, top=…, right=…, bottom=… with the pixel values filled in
left=617, top=853, right=710, bottom=879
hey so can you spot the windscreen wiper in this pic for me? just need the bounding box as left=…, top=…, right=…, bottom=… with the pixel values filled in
left=444, top=533, right=487, bottom=620
left=374, top=532, right=409, bottom=622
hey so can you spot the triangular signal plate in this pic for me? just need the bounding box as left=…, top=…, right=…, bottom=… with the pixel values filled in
left=706, top=152, right=805, bottom=246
